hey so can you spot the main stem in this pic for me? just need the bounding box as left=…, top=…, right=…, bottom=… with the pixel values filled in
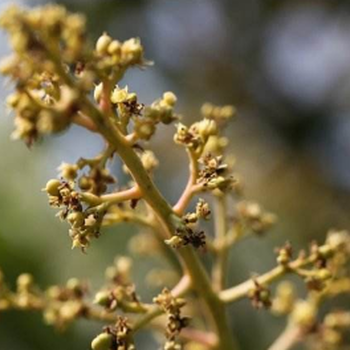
left=83, top=99, right=238, bottom=350
left=47, top=47, right=238, bottom=347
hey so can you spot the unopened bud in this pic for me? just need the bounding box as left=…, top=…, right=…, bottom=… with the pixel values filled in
left=67, top=212, right=85, bottom=228
left=91, top=333, right=113, bottom=350
left=196, top=119, right=217, bottom=139
left=58, top=163, right=78, bottom=180
left=17, top=274, right=34, bottom=292
left=165, top=235, right=184, bottom=249
left=96, top=33, right=112, bottom=55
left=317, top=268, right=332, bottom=281
left=162, top=91, right=177, bottom=107
left=108, top=40, right=121, bottom=55
left=94, top=291, right=110, bottom=306
left=44, top=179, right=61, bottom=196
left=291, top=300, right=316, bottom=327
left=196, top=199, right=211, bottom=220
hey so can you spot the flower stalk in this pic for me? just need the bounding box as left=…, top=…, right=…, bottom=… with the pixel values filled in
left=0, top=5, right=349, bottom=350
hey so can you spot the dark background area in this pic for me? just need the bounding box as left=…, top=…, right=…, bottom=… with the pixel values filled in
left=1, top=0, right=350, bottom=349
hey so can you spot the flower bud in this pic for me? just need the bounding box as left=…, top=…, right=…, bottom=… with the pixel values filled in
left=273, top=281, right=295, bottom=315
left=78, top=176, right=93, bottom=191
left=165, top=236, right=184, bottom=249
left=201, top=103, right=236, bottom=121
left=46, top=286, right=61, bottom=299
left=0, top=55, right=18, bottom=75
left=196, top=199, right=211, bottom=220
left=196, top=119, right=217, bottom=139
left=67, top=212, right=85, bottom=228
left=58, top=163, right=78, bottom=180
left=220, top=105, right=236, bottom=119
left=322, top=328, right=341, bottom=346
left=96, top=32, right=112, bottom=55
left=108, top=40, right=121, bottom=55
left=111, top=86, right=136, bottom=104
left=183, top=213, right=198, bottom=224
left=121, top=38, right=143, bottom=65
left=204, top=135, right=229, bottom=153
left=91, top=333, right=113, bottom=350
left=324, top=312, right=350, bottom=328
left=94, top=291, right=110, bottom=306
left=290, top=300, right=316, bottom=327
left=162, top=91, right=177, bottom=107
left=6, top=92, right=20, bottom=108
left=326, top=230, right=350, bottom=251
left=17, top=273, right=34, bottom=292
left=134, top=119, right=156, bottom=140
left=60, top=300, right=82, bottom=321
left=317, top=268, right=332, bottom=281
left=115, top=256, right=132, bottom=275
left=66, top=278, right=82, bottom=292
left=44, top=179, right=62, bottom=196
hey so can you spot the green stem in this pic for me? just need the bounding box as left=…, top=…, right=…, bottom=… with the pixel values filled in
left=219, top=254, right=318, bottom=304
left=212, top=194, right=229, bottom=291
left=82, top=96, right=238, bottom=350
left=44, top=44, right=238, bottom=349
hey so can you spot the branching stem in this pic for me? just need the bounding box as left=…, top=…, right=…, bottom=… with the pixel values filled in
left=220, top=254, right=317, bottom=303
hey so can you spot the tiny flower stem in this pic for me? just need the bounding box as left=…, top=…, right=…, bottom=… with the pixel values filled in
left=151, top=321, right=218, bottom=348
left=85, top=307, right=123, bottom=323
left=99, top=144, right=115, bottom=167
left=131, top=306, right=163, bottom=334
left=102, top=211, right=154, bottom=228
left=173, top=149, right=199, bottom=215
left=72, top=113, right=98, bottom=132
left=100, top=186, right=141, bottom=204
left=100, top=81, right=113, bottom=115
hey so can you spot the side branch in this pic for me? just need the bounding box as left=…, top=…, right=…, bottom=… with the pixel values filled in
left=173, top=149, right=200, bottom=215
left=30, top=32, right=240, bottom=350
left=220, top=255, right=316, bottom=304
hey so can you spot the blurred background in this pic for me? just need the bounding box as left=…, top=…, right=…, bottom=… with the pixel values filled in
left=1, top=0, right=350, bottom=349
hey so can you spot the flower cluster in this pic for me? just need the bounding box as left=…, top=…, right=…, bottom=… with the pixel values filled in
left=268, top=231, right=350, bottom=348
left=197, top=154, right=237, bottom=192
left=0, top=5, right=147, bottom=146
left=91, top=317, right=135, bottom=350
left=94, top=257, right=145, bottom=315
left=1, top=4, right=349, bottom=350
left=236, top=201, right=277, bottom=235
left=43, top=178, right=106, bottom=250
left=154, top=288, right=189, bottom=349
